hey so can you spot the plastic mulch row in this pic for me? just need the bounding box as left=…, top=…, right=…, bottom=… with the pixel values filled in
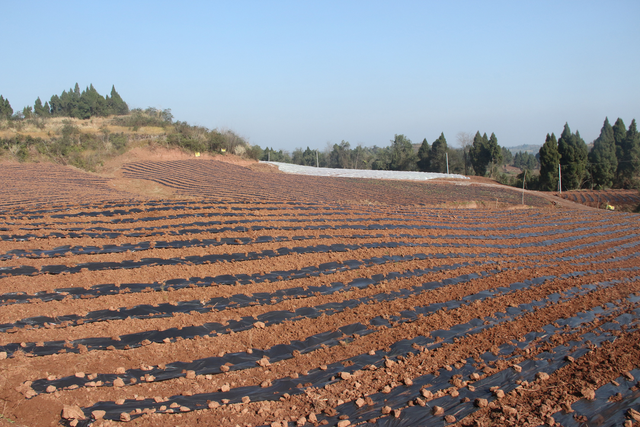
left=64, top=282, right=640, bottom=426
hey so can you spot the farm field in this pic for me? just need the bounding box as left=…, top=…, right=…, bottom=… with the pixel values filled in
left=555, top=190, right=640, bottom=212
left=0, top=158, right=639, bottom=427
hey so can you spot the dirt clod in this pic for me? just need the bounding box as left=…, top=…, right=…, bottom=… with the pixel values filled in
left=61, top=405, right=85, bottom=420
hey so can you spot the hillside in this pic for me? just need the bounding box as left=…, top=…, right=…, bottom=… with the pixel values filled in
left=0, top=110, right=256, bottom=172
left=505, top=144, right=541, bottom=154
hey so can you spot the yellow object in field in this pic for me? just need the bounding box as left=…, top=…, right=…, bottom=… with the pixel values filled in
left=195, top=152, right=200, bottom=157
left=606, top=204, right=615, bottom=210
left=221, top=148, right=226, bottom=153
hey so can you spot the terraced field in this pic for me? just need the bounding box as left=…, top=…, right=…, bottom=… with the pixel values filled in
left=0, top=192, right=639, bottom=427
left=555, top=189, right=640, bottom=211
left=121, top=160, right=550, bottom=207
left=0, top=164, right=141, bottom=209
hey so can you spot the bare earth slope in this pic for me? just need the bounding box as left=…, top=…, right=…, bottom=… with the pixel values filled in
left=0, top=153, right=639, bottom=427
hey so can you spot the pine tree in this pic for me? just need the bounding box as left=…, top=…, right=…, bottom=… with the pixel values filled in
left=429, top=133, right=448, bottom=173
left=417, top=138, right=430, bottom=172
left=469, top=132, right=488, bottom=176
left=557, top=123, right=588, bottom=190
left=486, top=132, right=502, bottom=177
left=612, top=118, right=627, bottom=183
left=78, top=84, right=108, bottom=119
left=539, top=133, right=560, bottom=191
left=587, top=118, right=617, bottom=189
left=34, top=97, right=49, bottom=117
left=617, top=119, right=640, bottom=188
left=0, top=95, right=13, bottom=119
left=107, top=85, right=129, bottom=115
left=49, top=94, right=61, bottom=116
left=469, top=131, right=501, bottom=176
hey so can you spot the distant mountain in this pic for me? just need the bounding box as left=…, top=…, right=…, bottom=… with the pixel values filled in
left=506, top=144, right=541, bottom=155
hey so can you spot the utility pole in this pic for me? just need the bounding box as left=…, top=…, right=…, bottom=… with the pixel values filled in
left=316, top=150, right=319, bottom=167
left=522, top=169, right=526, bottom=205
left=558, top=164, right=562, bottom=193
left=446, top=152, right=449, bottom=174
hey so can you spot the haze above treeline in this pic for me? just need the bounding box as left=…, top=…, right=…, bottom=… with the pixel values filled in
left=1, top=84, right=638, bottom=192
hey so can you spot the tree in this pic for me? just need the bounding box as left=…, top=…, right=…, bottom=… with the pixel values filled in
left=417, top=138, right=430, bottom=172
left=34, top=97, right=49, bottom=117
left=456, top=131, right=473, bottom=175
left=261, top=147, right=291, bottom=163
left=388, top=134, right=417, bottom=171
left=22, top=106, right=33, bottom=119
left=429, top=133, right=448, bottom=173
left=613, top=118, right=627, bottom=158
left=469, top=132, right=501, bottom=177
left=107, top=85, right=129, bottom=115
left=469, top=132, right=489, bottom=176
left=329, top=141, right=352, bottom=168
left=587, top=118, right=617, bottom=189
left=0, top=95, right=13, bottom=119
left=617, top=119, right=640, bottom=188
left=78, top=84, right=108, bottom=118
left=513, top=152, right=537, bottom=170
left=446, top=148, right=466, bottom=174
left=501, top=146, right=513, bottom=166
left=486, top=133, right=502, bottom=177
left=46, top=84, right=128, bottom=118
left=538, top=133, right=561, bottom=191
left=352, top=144, right=367, bottom=169
left=302, top=147, right=317, bottom=166
left=557, top=123, right=588, bottom=190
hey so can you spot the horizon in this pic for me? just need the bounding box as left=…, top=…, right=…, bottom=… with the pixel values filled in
left=2, top=1, right=638, bottom=151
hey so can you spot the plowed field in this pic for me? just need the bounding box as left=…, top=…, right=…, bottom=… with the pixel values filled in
left=1, top=159, right=639, bottom=427
left=121, top=160, right=550, bottom=207
left=555, top=190, right=640, bottom=211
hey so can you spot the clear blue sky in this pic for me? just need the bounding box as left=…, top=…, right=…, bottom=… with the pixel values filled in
left=2, top=1, right=638, bottom=151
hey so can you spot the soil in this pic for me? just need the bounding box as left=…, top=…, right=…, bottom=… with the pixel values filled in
left=0, top=150, right=639, bottom=427
left=554, top=189, right=640, bottom=211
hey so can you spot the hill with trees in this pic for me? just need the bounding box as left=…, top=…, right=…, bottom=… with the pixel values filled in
left=2, top=87, right=639, bottom=190
left=0, top=84, right=257, bottom=171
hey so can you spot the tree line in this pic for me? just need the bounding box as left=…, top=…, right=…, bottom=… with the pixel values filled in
left=259, top=131, right=505, bottom=177
left=538, top=118, right=639, bottom=191
left=0, top=83, right=129, bottom=120
left=3, top=86, right=638, bottom=190
left=259, top=117, right=639, bottom=191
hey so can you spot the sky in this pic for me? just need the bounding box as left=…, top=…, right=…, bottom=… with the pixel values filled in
left=2, top=1, right=639, bottom=152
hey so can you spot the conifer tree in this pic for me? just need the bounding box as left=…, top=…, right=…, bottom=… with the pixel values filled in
left=469, top=132, right=488, bottom=176
left=588, top=118, right=617, bottom=189
left=0, top=95, right=12, bottom=119
left=557, top=123, right=588, bottom=190
left=486, top=132, right=502, bottom=177
left=617, top=119, right=640, bottom=187
left=539, top=133, right=560, bottom=191
left=613, top=118, right=627, bottom=183
left=417, top=138, right=430, bottom=172
left=429, top=133, right=448, bottom=173
left=469, top=131, right=501, bottom=176
left=34, top=97, right=49, bottom=117
left=107, top=85, right=129, bottom=115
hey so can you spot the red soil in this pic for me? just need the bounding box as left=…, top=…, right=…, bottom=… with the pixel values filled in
left=0, top=154, right=638, bottom=427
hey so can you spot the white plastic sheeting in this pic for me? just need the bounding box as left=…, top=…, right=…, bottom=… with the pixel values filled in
left=261, top=162, right=469, bottom=181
